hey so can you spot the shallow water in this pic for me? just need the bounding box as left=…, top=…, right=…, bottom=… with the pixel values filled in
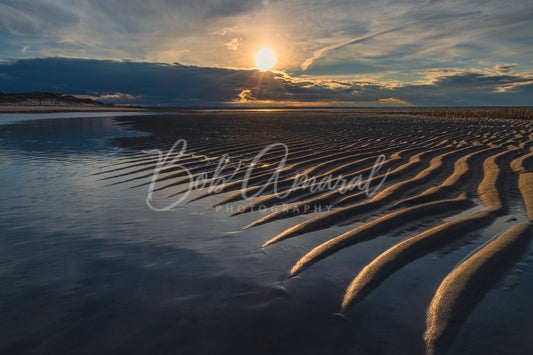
left=0, top=112, right=532, bottom=354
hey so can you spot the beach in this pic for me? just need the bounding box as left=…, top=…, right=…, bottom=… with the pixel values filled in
left=1, top=110, right=532, bottom=354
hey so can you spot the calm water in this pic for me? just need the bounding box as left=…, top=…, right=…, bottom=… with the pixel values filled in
left=0, top=112, right=532, bottom=354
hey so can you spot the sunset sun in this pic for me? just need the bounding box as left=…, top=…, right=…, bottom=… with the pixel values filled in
left=255, top=48, right=276, bottom=71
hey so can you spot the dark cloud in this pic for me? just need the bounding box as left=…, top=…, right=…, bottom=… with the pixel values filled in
left=494, top=64, right=518, bottom=74
left=1, top=57, right=532, bottom=106
left=0, top=58, right=276, bottom=105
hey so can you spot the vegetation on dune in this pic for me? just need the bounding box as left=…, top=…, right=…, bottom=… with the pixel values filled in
left=0, top=92, right=108, bottom=107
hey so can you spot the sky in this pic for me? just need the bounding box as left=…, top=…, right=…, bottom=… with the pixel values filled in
left=0, top=0, right=532, bottom=106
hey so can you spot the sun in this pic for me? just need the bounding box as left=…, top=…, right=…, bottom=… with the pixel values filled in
left=255, top=48, right=276, bottom=72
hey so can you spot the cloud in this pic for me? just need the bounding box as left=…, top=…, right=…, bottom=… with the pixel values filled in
left=378, top=97, right=409, bottom=105
left=224, top=37, right=240, bottom=51
left=78, top=92, right=142, bottom=104
left=233, top=89, right=254, bottom=103
left=300, top=26, right=405, bottom=71
left=494, top=63, right=518, bottom=74
left=209, top=27, right=238, bottom=36
left=1, top=57, right=532, bottom=107
left=0, top=0, right=265, bottom=65
left=493, top=80, right=533, bottom=93
left=0, top=0, right=531, bottom=76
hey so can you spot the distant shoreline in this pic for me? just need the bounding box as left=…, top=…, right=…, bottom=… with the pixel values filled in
left=1, top=105, right=531, bottom=121
left=0, top=105, right=146, bottom=113
left=149, top=106, right=533, bottom=120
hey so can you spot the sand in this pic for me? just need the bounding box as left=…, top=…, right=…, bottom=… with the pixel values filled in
left=425, top=223, right=532, bottom=355
left=101, top=111, right=533, bottom=354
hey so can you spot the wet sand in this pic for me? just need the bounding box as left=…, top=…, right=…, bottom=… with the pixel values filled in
left=1, top=110, right=533, bottom=355
left=103, top=111, right=533, bottom=354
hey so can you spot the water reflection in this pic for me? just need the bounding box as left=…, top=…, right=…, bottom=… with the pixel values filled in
left=0, top=115, right=145, bottom=159
left=0, top=113, right=337, bottom=354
